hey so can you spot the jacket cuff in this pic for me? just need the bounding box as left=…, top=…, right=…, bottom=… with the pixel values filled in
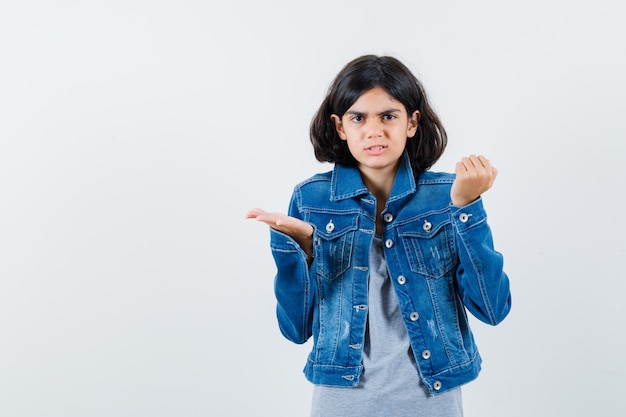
left=450, top=197, right=487, bottom=232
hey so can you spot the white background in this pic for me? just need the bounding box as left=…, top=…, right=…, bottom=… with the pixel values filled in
left=1, top=1, right=625, bottom=416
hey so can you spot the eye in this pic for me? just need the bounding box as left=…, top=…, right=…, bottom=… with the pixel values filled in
left=383, top=114, right=397, bottom=121
left=350, top=115, right=364, bottom=122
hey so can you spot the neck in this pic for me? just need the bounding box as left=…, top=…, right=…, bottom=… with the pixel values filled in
left=359, top=164, right=399, bottom=236
left=359, top=164, right=399, bottom=202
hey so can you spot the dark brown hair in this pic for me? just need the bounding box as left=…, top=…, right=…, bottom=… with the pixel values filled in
left=310, top=55, right=447, bottom=176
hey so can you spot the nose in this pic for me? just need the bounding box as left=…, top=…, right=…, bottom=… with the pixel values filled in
left=365, top=118, right=384, bottom=138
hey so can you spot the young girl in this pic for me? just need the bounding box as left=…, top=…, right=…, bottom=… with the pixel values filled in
left=246, top=55, right=511, bottom=417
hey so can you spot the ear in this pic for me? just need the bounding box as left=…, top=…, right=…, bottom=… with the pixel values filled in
left=407, top=110, right=420, bottom=138
left=331, top=114, right=347, bottom=140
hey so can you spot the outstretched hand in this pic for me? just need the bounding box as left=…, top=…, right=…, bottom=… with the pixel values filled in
left=450, top=155, right=498, bottom=206
left=246, top=208, right=314, bottom=261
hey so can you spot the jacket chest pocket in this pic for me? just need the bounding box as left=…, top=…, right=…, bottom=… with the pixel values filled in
left=399, top=212, right=456, bottom=279
left=310, top=213, right=358, bottom=281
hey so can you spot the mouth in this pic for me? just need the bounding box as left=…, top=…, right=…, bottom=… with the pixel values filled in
left=365, top=145, right=387, bottom=155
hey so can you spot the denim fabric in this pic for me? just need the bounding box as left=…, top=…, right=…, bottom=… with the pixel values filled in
left=269, top=152, right=511, bottom=395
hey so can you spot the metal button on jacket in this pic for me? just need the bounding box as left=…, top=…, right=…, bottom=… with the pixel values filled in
left=383, top=213, right=394, bottom=223
left=410, top=312, right=419, bottom=321
left=423, top=220, right=432, bottom=232
left=422, top=350, right=431, bottom=359
left=325, top=220, right=334, bottom=233
left=397, top=275, right=406, bottom=285
left=433, top=381, right=442, bottom=391
left=459, top=213, right=469, bottom=223
left=385, top=239, right=394, bottom=248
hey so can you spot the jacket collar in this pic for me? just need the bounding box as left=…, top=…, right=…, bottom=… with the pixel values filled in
left=329, top=151, right=417, bottom=202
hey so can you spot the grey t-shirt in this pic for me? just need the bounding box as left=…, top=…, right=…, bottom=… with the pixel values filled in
left=310, top=237, right=463, bottom=417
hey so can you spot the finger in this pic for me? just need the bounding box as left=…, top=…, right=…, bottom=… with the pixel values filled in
left=245, top=209, right=259, bottom=219
left=459, top=155, right=480, bottom=171
left=275, top=215, right=303, bottom=231
left=275, top=217, right=289, bottom=227
left=468, top=155, right=495, bottom=176
left=478, top=156, right=498, bottom=179
left=254, top=214, right=283, bottom=230
left=256, top=213, right=281, bottom=225
left=478, top=155, right=495, bottom=170
left=470, top=155, right=494, bottom=171
left=455, top=159, right=469, bottom=173
left=245, top=208, right=267, bottom=219
left=472, top=154, right=486, bottom=168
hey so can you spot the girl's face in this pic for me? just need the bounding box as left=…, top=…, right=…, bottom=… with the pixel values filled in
left=331, top=87, right=419, bottom=179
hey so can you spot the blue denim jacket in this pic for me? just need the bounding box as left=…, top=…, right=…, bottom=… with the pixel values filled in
left=269, top=152, right=511, bottom=395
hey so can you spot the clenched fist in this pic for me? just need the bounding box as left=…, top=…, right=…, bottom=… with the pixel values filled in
left=450, top=155, right=498, bottom=206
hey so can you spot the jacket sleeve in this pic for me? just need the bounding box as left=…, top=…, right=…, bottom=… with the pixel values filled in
left=451, top=198, right=512, bottom=325
left=269, top=194, right=315, bottom=344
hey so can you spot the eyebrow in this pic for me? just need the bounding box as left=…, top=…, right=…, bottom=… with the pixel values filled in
left=345, top=108, right=403, bottom=116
